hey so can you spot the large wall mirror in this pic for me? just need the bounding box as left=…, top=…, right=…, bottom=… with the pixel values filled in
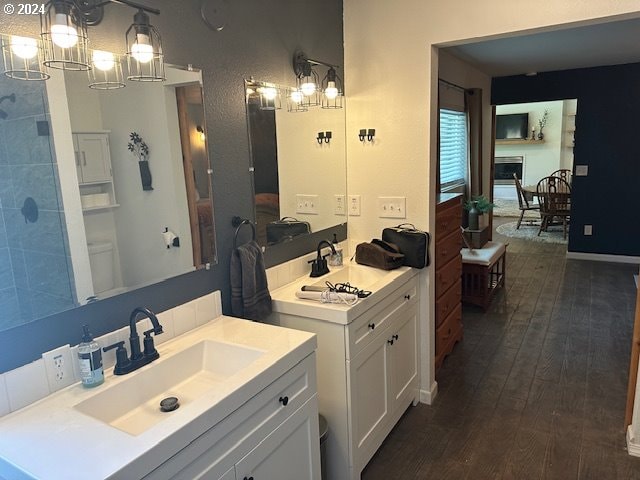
left=245, top=79, right=347, bottom=250
left=0, top=34, right=216, bottom=333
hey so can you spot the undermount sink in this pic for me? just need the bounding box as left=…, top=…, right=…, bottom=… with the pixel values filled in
left=310, top=264, right=390, bottom=290
left=75, top=340, right=265, bottom=435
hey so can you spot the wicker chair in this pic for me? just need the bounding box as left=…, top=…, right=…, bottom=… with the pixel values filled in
left=536, top=176, right=571, bottom=239
left=513, top=173, right=539, bottom=229
left=550, top=168, right=572, bottom=185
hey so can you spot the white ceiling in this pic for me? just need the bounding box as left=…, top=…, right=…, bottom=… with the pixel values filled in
left=443, top=17, right=640, bottom=77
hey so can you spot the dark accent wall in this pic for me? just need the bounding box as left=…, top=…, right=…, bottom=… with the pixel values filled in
left=492, top=63, right=640, bottom=258
left=0, top=0, right=344, bottom=372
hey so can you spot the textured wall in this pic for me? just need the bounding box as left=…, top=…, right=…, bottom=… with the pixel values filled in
left=0, top=0, right=344, bottom=372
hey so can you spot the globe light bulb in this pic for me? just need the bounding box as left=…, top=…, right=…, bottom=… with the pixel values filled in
left=92, top=50, right=115, bottom=71
left=324, top=81, right=338, bottom=100
left=290, top=89, right=304, bottom=104
left=10, top=36, right=38, bottom=59
left=131, top=34, right=154, bottom=63
left=301, top=81, right=316, bottom=96
left=51, top=14, right=78, bottom=48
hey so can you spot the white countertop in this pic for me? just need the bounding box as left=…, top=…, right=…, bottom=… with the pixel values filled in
left=0, top=316, right=316, bottom=480
left=270, top=263, right=419, bottom=324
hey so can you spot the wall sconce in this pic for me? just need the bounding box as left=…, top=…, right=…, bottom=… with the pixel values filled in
left=293, top=51, right=320, bottom=107
left=41, top=0, right=90, bottom=71
left=321, top=66, right=343, bottom=109
left=196, top=125, right=206, bottom=142
left=316, top=131, right=332, bottom=144
left=287, top=87, right=308, bottom=113
left=125, top=8, right=165, bottom=82
left=1, top=35, right=50, bottom=81
left=359, top=129, right=375, bottom=142
left=257, top=85, right=281, bottom=111
left=88, top=50, right=125, bottom=89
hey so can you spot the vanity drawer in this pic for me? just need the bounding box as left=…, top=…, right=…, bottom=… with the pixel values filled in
left=143, top=353, right=316, bottom=480
left=436, top=278, right=461, bottom=328
left=435, top=202, right=462, bottom=241
left=347, top=277, right=418, bottom=360
left=435, top=255, right=462, bottom=299
left=435, top=228, right=462, bottom=270
left=435, top=304, right=463, bottom=362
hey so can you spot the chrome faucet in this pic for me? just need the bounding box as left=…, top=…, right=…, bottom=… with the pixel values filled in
left=309, top=240, right=336, bottom=277
left=103, top=307, right=164, bottom=375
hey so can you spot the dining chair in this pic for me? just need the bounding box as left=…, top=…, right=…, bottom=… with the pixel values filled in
left=536, top=176, right=571, bottom=239
left=512, top=173, right=540, bottom=229
left=550, top=168, right=572, bottom=185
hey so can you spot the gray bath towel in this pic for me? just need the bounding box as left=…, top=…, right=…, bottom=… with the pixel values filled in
left=230, top=240, right=272, bottom=320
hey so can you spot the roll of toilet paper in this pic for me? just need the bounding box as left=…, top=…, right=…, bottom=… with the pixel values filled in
left=162, top=229, right=177, bottom=248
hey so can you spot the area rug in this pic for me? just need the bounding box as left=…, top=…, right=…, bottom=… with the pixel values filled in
left=496, top=221, right=568, bottom=244
left=493, top=198, right=539, bottom=219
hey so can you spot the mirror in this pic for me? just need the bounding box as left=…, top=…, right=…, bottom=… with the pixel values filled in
left=0, top=35, right=216, bottom=333
left=245, top=80, right=347, bottom=248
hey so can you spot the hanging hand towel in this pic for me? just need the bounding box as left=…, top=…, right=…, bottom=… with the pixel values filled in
left=230, top=240, right=272, bottom=321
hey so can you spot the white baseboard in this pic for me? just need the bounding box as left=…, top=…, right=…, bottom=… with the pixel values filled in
left=419, top=382, right=438, bottom=405
left=566, top=251, right=640, bottom=265
left=627, top=426, right=640, bottom=457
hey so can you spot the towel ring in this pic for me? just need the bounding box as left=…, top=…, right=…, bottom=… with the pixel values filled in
left=232, top=216, right=256, bottom=249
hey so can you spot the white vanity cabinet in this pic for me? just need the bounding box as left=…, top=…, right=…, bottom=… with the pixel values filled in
left=271, top=272, right=419, bottom=480
left=73, top=132, right=118, bottom=210
left=142, top=352, right=321, bottom=480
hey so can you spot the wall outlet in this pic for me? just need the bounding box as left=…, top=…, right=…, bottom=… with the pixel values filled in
left=584, top=224, right=593, bottom=236
left=377, top=196, right=406, bottom=218
left=42, top=345, right=75, bottom=392
left=348, top=195, right=361, bottom=216
left=334, top=194, right=346, bottom=215
left=295, top=194, right=319, bottom=214
left=575, top=165, right=588, bottom=176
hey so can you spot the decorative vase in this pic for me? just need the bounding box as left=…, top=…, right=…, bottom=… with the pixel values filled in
left=537, top=131, right=544, bottom=140
left=138, top=160, right=153, bottom=191
left=468, top=201, right=479, bottom=231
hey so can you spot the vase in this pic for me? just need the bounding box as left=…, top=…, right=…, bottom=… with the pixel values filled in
left=468, top=201, right=479, bottom=231
left=537, top=131, right=544, bottom=140
left=138, top=160, right=153, bottom=191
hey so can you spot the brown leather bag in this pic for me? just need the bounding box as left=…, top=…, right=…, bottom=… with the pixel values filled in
left=355, top=239, right=405, bottom=270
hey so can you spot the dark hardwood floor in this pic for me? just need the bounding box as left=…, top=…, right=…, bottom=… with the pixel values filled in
left=362, top=218, right=640, bottom=479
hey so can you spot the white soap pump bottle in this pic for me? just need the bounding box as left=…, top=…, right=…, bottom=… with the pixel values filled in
left=78, top=325, right=104, bottom=388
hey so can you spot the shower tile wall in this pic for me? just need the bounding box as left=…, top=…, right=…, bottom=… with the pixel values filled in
left=0, top=75, right=75, bottom=330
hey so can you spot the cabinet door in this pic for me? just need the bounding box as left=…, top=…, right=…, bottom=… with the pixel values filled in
left=348, top=330, right=390, bottom=468
left=235, top=397, right=320, bottom=480
left=389, top=305, right=418, bottom=412
left=76, top=133, right=112, bottom=183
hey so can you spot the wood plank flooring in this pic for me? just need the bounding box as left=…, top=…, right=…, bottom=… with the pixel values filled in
left=362, top=220, right=640, bottom=479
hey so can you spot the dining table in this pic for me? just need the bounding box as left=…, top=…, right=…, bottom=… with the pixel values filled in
left=522, top=184, right=571, bottom=203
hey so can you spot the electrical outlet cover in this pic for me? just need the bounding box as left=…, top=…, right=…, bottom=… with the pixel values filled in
left=42, top=345, right=75, bottom=392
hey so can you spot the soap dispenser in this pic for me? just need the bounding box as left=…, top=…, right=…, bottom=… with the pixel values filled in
left=78, top=325, right=104, bottom=388
left=329, top=233, right=343, bottom=266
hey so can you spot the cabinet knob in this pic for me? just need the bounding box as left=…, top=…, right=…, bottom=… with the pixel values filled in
left=387, top=339, right=394, bottom=346
left=279, top=396, right=289, bottom=406
left=368, top=323, right=375, bottom=330
left=404, top=294, right=411, bottom=300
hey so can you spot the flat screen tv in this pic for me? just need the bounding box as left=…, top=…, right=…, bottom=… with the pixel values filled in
left=496, top=113, right=529, bottom=140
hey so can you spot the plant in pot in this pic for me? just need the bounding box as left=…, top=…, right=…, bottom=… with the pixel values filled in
left=464, top=195, right=495, bottom=231
left=128, top=132, right=153, bottom=191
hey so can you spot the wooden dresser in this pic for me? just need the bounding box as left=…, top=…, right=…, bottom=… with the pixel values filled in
left=434, top=193, right=463, bottom=372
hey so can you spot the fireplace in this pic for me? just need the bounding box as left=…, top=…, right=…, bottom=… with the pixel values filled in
left=494, top=156, right=523, bottom=185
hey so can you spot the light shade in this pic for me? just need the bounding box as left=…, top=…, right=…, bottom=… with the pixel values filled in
left=287, top=88, right=308, bottom=113
left=257, top=85, right=281, bottom=111
left=321, top=66, right=343, bottom=109
left=88, top=50, right=125, bottom=89
left=292, top=52, right=320, bottom=108
left=1, top=35, right=50, bottom=80
left=125, top=9, right=165, bottom=82
left=41, top=0, right=90, bottom=71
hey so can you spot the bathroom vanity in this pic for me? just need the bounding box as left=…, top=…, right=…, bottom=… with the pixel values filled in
left=269, top=264, right=420, bottom=480
left=0, top=317, right=320, bottom=480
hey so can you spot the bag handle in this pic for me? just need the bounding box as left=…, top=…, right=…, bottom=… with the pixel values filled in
left=395, top=223, right=419, bottom=231
left=371, top=238, right=401, bottom=254
left=279, top=217, right=300, bottom=222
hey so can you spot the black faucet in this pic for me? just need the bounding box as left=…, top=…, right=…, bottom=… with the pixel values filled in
left=103, top=307, right=164, bottom=375
left=309, top=240, right=336, bottom=277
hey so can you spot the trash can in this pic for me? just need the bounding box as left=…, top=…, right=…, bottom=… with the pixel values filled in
left=319, top=414, right=329, bottom=480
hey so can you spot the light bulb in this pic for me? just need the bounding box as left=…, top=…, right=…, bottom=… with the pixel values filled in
left=324, top=81, right=338, bottom=100
left=51, top=14, right=78, bottom=48
left=10, top=36, right=38, bottom=59
left=301, top=81, right=316, bottom=96
left=261, top=87, right=278, bottom=101
left=131, top=33, right=154, bottom=63
left=92, top=50, right=115, bottom=71
left=290, top=90, right=304, bottom=104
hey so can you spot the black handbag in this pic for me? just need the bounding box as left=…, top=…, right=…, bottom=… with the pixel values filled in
left=382, top=223, right=430, bottom=268
left=266, top=217, right=311, bottom=245
left=355, top=239, right=405, bottom=270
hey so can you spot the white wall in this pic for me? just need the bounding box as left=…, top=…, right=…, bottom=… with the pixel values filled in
left=344, top=1, right=640, bottom=402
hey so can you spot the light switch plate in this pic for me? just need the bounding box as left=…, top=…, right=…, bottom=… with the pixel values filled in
left=584, top=224, right=593, bottom=236
left=377, top=196, right=406, bottom=218
left=296, top=194, right=319, bottom=214
left=348, top=195, right=361, bottom=216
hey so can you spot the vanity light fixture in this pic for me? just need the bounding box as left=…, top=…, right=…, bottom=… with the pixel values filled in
left=321, top=66, right=343, bottom=109
left=1, top=35, right=50, bottom=80
left=293, top=51, right=320, bottom=107
left=287, top=87, right=308, bottom=113
left=125, top=8, right=165, bottom=82
left=257, top=85, right=281, bottom=110
left=88, top=50, right=125, bottom=89
left=41, top=0, right=90, bottom=70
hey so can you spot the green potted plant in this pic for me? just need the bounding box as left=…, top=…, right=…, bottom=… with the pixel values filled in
left=464, top=195, right=495, bottom=231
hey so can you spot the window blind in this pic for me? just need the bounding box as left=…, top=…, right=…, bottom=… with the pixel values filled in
left=439, top=108, right=468, bottom=190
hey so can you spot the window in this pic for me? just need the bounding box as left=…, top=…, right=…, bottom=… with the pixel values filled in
left=439, top=108, right=468, bottom=190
